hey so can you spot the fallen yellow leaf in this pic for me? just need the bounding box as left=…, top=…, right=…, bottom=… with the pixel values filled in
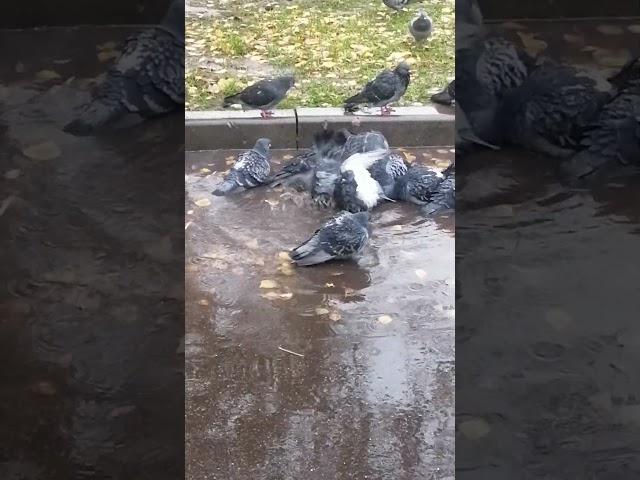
left=194, top=198, right=211, bottom=207
left=22, top=141, right=61, bottom=161
left=378, top=315, right=393, bottom=325
left=260, top=279, right=279, bottom=289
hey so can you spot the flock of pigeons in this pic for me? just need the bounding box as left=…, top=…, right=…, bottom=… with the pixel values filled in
left=454, top=0, right=640, bottom=182
left=223, top=2, right=438, bottom=117
left=212, top=129, right=455, bottom=266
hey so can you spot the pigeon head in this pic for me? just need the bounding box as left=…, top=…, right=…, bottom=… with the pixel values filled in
left=162, top=0, right=185, bottom=38
left=395, top=61, right=411, bottom=76
left=341, top=170, right=357, bottom=184
left=253, top=138, right=272, bottom=155
left=278, top=75, right=296, bottom=90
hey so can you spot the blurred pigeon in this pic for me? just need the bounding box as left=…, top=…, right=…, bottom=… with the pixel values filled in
left=335, top=150, right=392, bottom=212
left=383, top=0, right=409, bottom=11
left=223, top=75, right=295, bottom=118
left=63, top=0, right=185, bottom=135
left=368, top=152, right=408, bottom=197
left=212, top=138, right=271, bottom=195
left=391, top=165, right=444, bottom=204
left=456, top=103, right=499, bottom=154
left=290, top=211, right=371, bottom=266
left=269, top=150, right=317, bottom=191
left=340, top=129, right=390, bottom=159
left=311, top=130, right=350, bottom=207
left=562, top=79, right=640, bottom=181
left=422, top=163, right=455, bottom=215
left=431, top=80, right=455, bottom=106
left=496, top=62, right=611, bottom=157
left=344, top=62, right=411, bottom=115
left=409, top=10, right=433, bottom=42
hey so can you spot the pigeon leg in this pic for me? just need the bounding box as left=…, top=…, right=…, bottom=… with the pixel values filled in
left=264, top=110, right=275, bottom=118
left=380, top=106, right=392, bottom=116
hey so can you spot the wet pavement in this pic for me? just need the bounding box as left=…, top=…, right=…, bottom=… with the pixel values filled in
left=185, top=148, right=455, bottom=479
left=1, top=27, right=184, bottom=478
left=456, top=19, right=640, bottom=478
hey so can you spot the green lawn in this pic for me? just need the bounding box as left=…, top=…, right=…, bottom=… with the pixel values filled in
left=186, top=0, right=454, bottom=110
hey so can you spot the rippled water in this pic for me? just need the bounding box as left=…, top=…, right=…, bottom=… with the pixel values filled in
left=1, top=27, right=184, bottom=479
left=185, top=147, right=455, bottom=479
left=456, top=18, right=640, bottom=478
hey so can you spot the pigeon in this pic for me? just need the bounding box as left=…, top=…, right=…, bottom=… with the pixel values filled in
left=368, top=152, right=408, bottom=197
left=212, top=138, right=271, bottom=195
left=269, top=149, right=318, bottom=191
left=290, top=211, right=371, bottom=266
left=456, top=35, right=535, bottom=144
left=340, top=129, right=390, bottom=159
left=431, top=80, right=455, bottom=106
left=335, top=150, right=392, bottom=212
left=422, top=163, right=455, bottom=215
left=409, top=10, right=433, bottom=42
left=383, top=0, right=409, bottom=11
left=311, top=130, right=350, bottom=207
left=562, top=78, right=640, bottom=181
left=391, top=165, right=444, bottom=204
left=344, top=62, right=411, bottom=115
left=456, top=103, right=500, bottom=154
left=63, top=0, right=185, bottom=135
left=310, top=129, right=389, bottom=207
left=223, top=75, right=295, bottom=118
left=496, top=62, right=611, bottom=157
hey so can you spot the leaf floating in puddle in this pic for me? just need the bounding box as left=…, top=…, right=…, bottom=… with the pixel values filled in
left=35, top=69, right=62, bottom=81
left=98, top=50, right=119, bottom=62
left=563, top=33, right=583, bottom=44
left=329, top=311, right=342, bottom=322
left=516, top=32, right=548, bottom=57
left=225, top=155, right=234, bottom=161
left=596, top=25, right=623, bottom=35
left=245, top=238, right=259, bottom=249
left=415, top=269, right=427, bottom=280
left=315, top=307, right=330, bottom=315
left=200, top=167, right=211, bottom=174
left=187, top=210, right=194, bottom=215
left=194, top=198, right=211, bottom=207
left=583, top=46, right=631, bottom=67
left=278, top=292, right=293, bottom=300
left=261, top=291, right=293, bottom=300
left=278, top=251, right=291, bottom=261
left=264, top=199, right=279, bottom=207
left=5, top=169, right=20, bottom=179
left=278, top=263, right=295, bottom=276
left=378, top=315, right=393, bottom=325
left=260, top=279, right=279, bottom=289
left=544, top=308, right=573, bottom=331
left=282, top=154, right=293, bottom=160
left=226, top=159, right=235, bottom=166
left=325, top=282, right=335, bottom=288
left=344, top=287, right=355, bottom=297
left=198, top=299, right=209, bottom=306
left=404, top=153, right=416, bottom=163
left=460, top=418, right=491, bottom=440
left=22, top=141, right=61, bottom=161
left=391, top=225, right=403, bottom=231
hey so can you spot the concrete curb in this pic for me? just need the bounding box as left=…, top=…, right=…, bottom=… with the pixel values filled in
left=185, top=106, right=454, bottom=150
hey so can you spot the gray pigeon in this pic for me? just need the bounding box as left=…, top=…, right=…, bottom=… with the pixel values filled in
left=562, top=71, right=640, bottom=181
left=64, top=0, right=185, bottom=136
left=496, top=61, right=611, bottom=157
left=311, top=129, right=390, bottom=207
left=431, top=80, right=455, bottom=106
left=422, top=163, right=455, bottom=215
left=340, top=129, right=390, bottom=159
left=409, top=10, right=433, bottom=42
left=212, top=138, right=272, bottom=195
left=290, top=211, right=371, bottom=266
left=368, top=152, right=408, bottom=197
left=269, top=149, right=318, bottom=191
left=391, top=165, right=444, bottom=204
left=344, top=62, right=411, bottom=115
left=456, top=103, right=500, bottom=154
left=223, top=75, right=295, bottom=118
left=334, top=150, right=392, bottom=212
left=383, top=0, right=409, bottom=10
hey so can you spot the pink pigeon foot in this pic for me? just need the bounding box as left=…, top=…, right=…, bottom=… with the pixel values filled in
left=260, top=110, right=275, bottom=119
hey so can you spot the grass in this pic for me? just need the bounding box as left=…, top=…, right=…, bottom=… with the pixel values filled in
left=185, top=0, right=455, bottom=110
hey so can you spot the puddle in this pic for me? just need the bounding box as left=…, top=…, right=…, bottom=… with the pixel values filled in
left=185, top=147, right=455, bottom=479
left=1, top=26, right=184, bottom=479
left=457, top=18, right=640, bottom=477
